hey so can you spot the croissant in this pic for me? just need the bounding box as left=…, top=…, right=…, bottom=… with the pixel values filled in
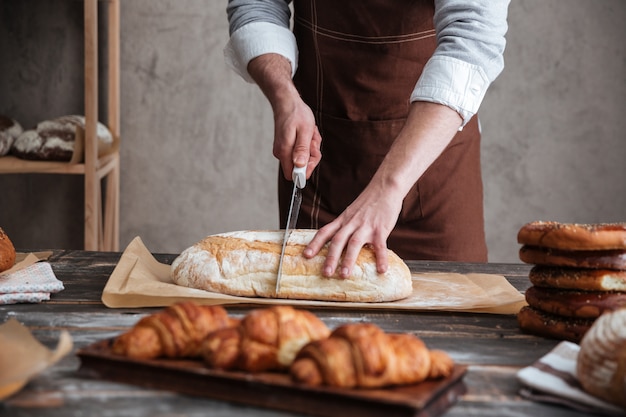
left=290, top=323, right=454, bottom=388
left=112, top=302, right=237, bottom=359
left=201, top=305, right=330, bottom=372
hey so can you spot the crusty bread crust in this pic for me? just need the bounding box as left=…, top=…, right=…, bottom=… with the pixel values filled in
left=517, top=305, right=593, bottom=343
left=577, top=308, right=626, bottom=408
left=529, top=266, right=626, bottom=291
left=519, top=245, right=626, bottom=270
left=170, top=230, right=413, bottom=302
left=524, top=286, right=626, bottom=319
left=517, top=221, right=626, bottom=251
left=0, top=227, right=16, bottom=273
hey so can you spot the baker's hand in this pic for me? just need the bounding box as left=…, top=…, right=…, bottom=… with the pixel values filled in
left=272, top=95, right=321, bottom=179
left=303, top=181, right=404, bottom=278
left=247, top=53, right=321, bottom=179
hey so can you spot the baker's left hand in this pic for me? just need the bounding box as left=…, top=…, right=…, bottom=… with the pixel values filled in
left=303, top=181, right=403, bottom=278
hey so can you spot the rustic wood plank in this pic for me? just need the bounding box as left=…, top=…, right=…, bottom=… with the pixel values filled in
left=0, top=249, right=589, bottom=417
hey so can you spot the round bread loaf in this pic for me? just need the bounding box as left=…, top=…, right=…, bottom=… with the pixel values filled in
left=518, top=221, right=626, bottom=251
left=576, top=308, right=626, bottom=409
left=171, top=229, right=413, bottom=302
left=0, top=115, right=23, bottom=156
left=519, top=245, right=626, bottom=270
left=0, top=227, right=16, bottom=273
left=529, top=266, right=626, bottom=292
left=517, top=305, right=594, bottom=343
left=11, top=115, right=113, bottom=161
left=524, top=286, right=626, bottom=319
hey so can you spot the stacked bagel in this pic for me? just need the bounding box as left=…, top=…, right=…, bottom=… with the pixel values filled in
left=516, top=221, right=626, bottom=342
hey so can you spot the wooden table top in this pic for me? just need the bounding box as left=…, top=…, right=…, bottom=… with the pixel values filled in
left=0, top=250, right=590, bottom=417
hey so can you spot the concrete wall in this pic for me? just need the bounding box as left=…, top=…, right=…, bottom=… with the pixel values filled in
left=1, top=0, right=625, bottom=263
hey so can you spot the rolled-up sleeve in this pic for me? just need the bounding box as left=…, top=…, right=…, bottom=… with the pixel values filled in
left=224, top=0, right=297, bottom=83
left=411, top=0, right=510, bottom=126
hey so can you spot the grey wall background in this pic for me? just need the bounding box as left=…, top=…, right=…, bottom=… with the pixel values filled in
left=1, top=0, right=625, bottom=263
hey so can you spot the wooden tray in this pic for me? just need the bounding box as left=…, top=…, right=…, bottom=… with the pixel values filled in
left=77, top=339, right=467, bottom=417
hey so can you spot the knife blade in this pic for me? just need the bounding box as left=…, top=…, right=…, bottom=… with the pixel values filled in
left=276, top=165, right=306, bottom=295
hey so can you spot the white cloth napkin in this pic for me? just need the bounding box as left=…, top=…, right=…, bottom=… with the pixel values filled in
left=0, top=262, right=64, bottom=304
left=516, top=341, right=625, bottom=416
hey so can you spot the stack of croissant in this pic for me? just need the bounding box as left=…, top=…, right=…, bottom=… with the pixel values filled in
left=112, top=302, right=454, bottom=388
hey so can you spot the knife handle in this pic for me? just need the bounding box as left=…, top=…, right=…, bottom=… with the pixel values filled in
left=293, top=165, right=306, bottom=189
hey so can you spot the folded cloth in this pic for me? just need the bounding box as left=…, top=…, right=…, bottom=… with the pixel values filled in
left=516, top=341, right=624, bottom=416
left=0, top=262, right=64, bottom=305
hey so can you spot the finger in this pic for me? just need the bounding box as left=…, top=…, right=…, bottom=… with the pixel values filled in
left=323, top=234, right=349, bottom=277
left=307, top=127, right=322, bottom=177
left=339, top=234, right=367, bottom=278
left=293, top=124, right=314, bottom=168
left=371, top=240, right=389, bottom=274
left=303, top=224, right=337, bottom=259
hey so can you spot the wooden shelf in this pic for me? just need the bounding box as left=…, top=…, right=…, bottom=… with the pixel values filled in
left=0, top=0, right=120, bottom=251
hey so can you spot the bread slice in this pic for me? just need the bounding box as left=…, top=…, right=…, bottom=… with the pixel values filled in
left=170, top=230, right=413, bottom=302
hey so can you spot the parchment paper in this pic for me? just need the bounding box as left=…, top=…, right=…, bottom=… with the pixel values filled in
left=102, top=237, right=526, bottom=314
left=0, top=318, right=72, bottom=400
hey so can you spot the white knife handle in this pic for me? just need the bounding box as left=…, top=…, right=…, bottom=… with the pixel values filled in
left=293, top=165, right=306, bottom=189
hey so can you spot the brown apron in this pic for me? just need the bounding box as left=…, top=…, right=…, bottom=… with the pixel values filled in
left=278, top=0, right=488, bottom=262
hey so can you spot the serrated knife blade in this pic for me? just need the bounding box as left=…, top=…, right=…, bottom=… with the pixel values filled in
left=275, top=165, right=306, bottom=296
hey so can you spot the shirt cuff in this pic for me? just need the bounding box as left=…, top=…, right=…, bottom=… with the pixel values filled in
left=224, top=22, right=298, bottom=84
left=410, top=56, right=490, bottom=127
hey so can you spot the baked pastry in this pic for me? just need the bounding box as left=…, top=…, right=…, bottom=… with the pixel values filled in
left=516, top=305, right=594, bottom=343
left=528, top=266, right=626, bottom=292
left=111, top=302, right=237, bottom=359
left=519, top=245, right=626, bottom=270
left=518, top=221, right=626, bottom=251
left=290, top=322, right=454, bottom=388
left=171, top=230, right=413, bottom=302
left=524, top=286, right=626, bottom=319
left=576, top=308, right=626, bottom=409
left=0, top=115, right=23, bottom=156
left=0, top=228, right=16, bottom=273
left=11, top=115, right=114, bottom=161
left=201, top=305, right=330, bottom=372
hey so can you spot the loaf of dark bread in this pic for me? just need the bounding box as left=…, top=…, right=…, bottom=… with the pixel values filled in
left=524, top=286, right=626, bottom=319
left=11, top=115, right=113, bottom=161
left=519, top=245, right=626, bottom=270
left=517, top=305, right=594, bottom=343
left=528, top=266, right=626, bottom=291
left=0, top=115, right=23, bottom=156
left=518, top=221, right=626, bottom=251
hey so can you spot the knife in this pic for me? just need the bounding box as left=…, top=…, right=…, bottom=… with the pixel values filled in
left=276, top=165, right=307, bottom=295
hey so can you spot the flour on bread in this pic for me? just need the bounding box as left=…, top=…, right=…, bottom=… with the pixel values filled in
left=171, top=230, right=413, bottom=303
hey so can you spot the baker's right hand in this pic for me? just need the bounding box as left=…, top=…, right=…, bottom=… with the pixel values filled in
left=247, top=53, right=321, bottom=179
left=272, top=96, right=321, bottom=179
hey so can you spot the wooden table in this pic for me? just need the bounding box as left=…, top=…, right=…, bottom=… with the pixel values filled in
left=0, top=250, right=590, bottom=417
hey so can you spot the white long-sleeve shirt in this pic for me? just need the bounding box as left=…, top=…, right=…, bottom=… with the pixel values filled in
left=224, top=0, right=510, bottom=126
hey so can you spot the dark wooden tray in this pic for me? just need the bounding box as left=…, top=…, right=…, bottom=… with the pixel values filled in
left=77, top=339, right=467, bottom=417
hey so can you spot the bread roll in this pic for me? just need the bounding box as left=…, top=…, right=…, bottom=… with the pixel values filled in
left=528, top=266, right=626, bottom=292
left=11, top=115, right=113, bottom=161
left=518, top=221, right=626, bottom=251
left=170, top=230, right=413, bottom=302
left=0, top=227, right=16, bottom=273
left=519, top=245, right=626, bottom=270
left=576, top=308, right=626, bottom=409
left=524, top=286, right=626, bottom=319
left=0, top=115, right=23, bottom=156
